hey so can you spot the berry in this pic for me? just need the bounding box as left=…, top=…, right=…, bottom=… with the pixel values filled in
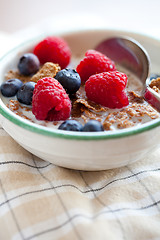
left=33, top=36, right=71, bottom=69
left=76, top=50, right=116, bottom=82
left=82, top=120, right=104, bottom=132
left=85, top=71, right=129, bottom=109
left=58, top=120, right=83, bottom=131
left=17, top=82, right=36, bottom=105
left=150, top=73, right=160, bottom=81
left=18, top=53, right=40, bottom=76
left=55, top=68, right=81, bottom=94
left=1, top=78, right=23, bottom=97
left=32, top=77, right=71, bottom=121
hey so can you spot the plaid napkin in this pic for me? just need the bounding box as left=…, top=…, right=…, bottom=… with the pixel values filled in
left=0, top=126, right=160, bottom=240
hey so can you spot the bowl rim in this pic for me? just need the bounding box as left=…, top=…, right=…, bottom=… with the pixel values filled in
left=0, top=28, right=160, bottom=140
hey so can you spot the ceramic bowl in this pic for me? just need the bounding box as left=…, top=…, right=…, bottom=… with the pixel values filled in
left=0, top=29, right=160, bottom=171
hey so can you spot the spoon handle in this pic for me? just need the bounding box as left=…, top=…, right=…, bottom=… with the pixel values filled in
left=144, top=86, right=160, bottom=111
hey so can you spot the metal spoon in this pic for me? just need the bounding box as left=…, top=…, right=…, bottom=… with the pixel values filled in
left=95, top=37, right=160, bottom=111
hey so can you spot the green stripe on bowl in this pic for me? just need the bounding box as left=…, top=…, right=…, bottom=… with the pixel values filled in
left=1, top=100, right=160, bottom=140
left=0, top=29, right=160, bottom=140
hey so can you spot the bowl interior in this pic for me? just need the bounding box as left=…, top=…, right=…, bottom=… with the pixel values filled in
left=0, top=29, right=160, bottom=140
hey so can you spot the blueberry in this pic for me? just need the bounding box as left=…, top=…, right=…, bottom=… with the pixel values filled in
left=0, top=78, right=23, bottom=97
left=55, top=68, right=81, bottom=94
left=18, top=53, right=40, bottom=76
left=150, top=73, right=160, bottom=81
left=16, top=81, right=36, bottom=105
left=82, top=120, right=104, bottom=132
left=58, top=120, right=83, bottom=131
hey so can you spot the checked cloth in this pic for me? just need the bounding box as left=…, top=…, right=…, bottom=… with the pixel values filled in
left=0, top=127, right=160, bottom=240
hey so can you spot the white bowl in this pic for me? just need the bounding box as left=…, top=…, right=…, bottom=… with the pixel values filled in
left=0, top=29, right=160, bottom=171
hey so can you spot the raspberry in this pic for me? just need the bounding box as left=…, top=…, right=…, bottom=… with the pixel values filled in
left=32, top=77, right=71, bottom=121
left=33, top=36, right=71, bottom=69
left=76, top=50, right=116, bottom=82
left=85, top=71, right=129, bottom=109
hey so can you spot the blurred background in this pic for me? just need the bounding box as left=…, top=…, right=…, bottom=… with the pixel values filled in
left=0, top=0, right=160, bottom=54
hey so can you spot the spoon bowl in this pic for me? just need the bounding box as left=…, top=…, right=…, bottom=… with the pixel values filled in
left=95, top=36, right=160, bottom=110
left=95, top=37, right=150, bottom=84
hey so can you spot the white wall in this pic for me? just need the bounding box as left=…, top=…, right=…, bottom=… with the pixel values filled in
left=0, top=0, right=160, bottom=35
